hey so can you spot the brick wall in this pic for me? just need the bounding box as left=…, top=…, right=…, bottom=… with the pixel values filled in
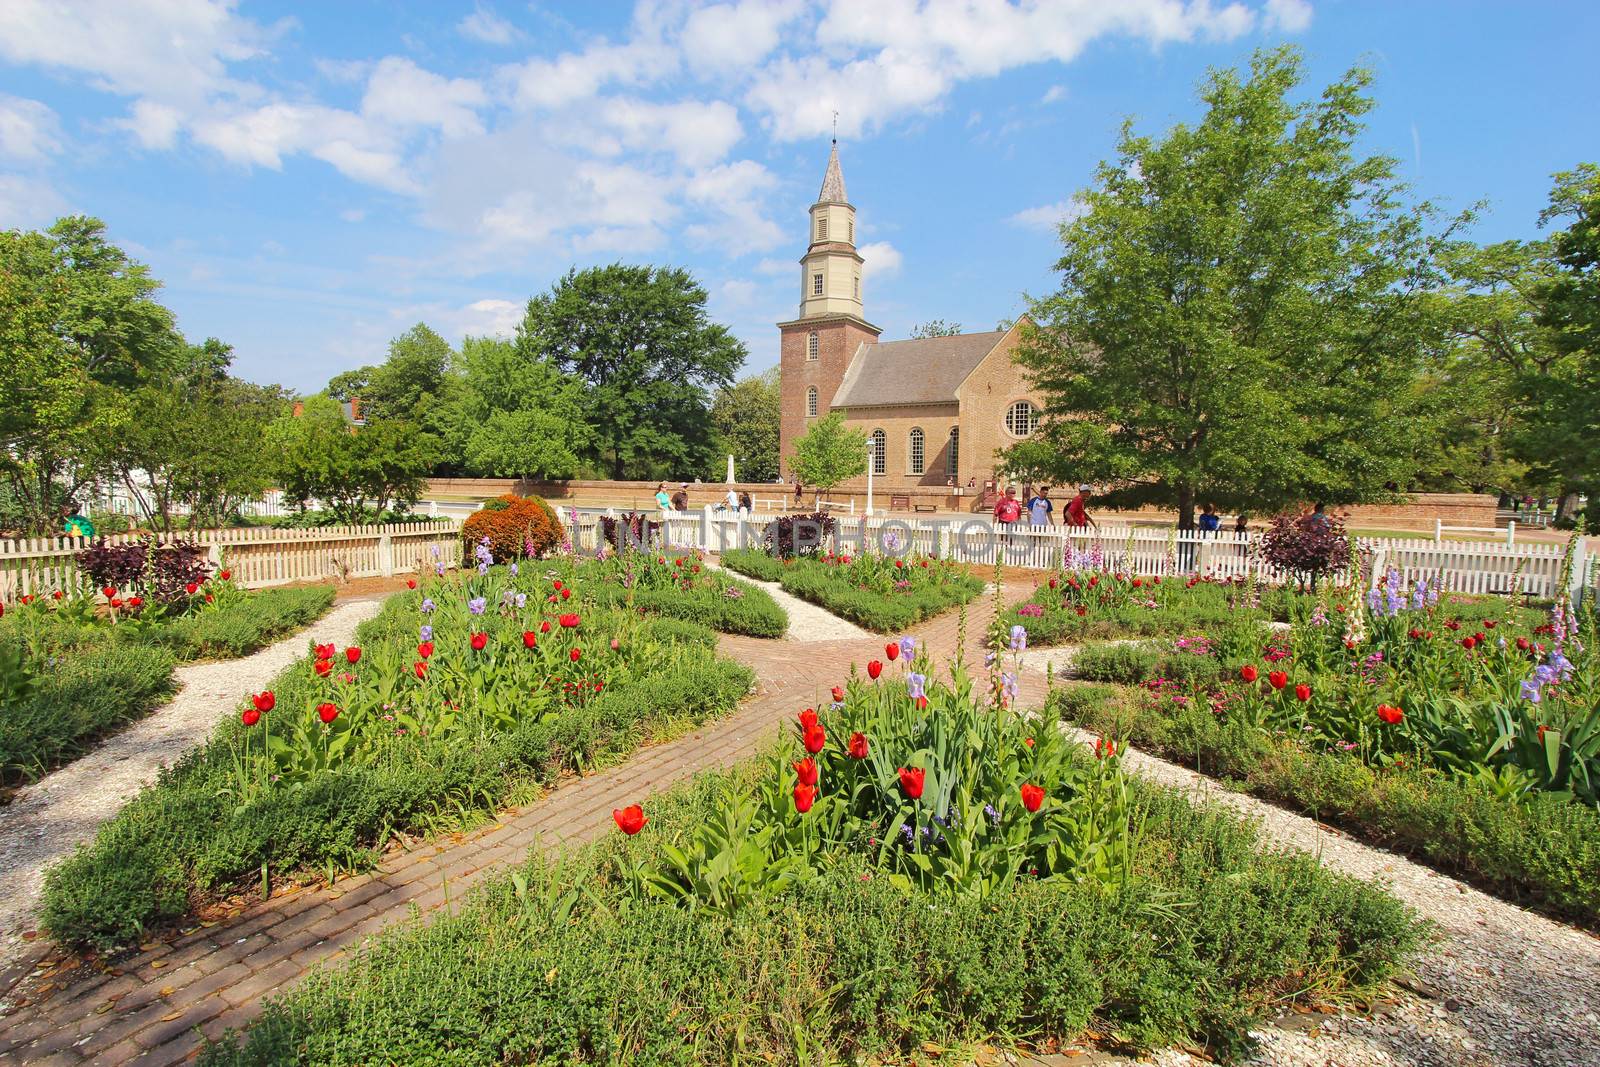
left=957, top=325, right=1047, bottom=489
left=777, top=315, right=880, bottom=479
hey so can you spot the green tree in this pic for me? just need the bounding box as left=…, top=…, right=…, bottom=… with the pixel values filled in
left=0, top=216, right=182, bottom=533
left=707, top=368, right=781, bottom=483
left=910, top=320, right=963, bottom=338
left=363, top=323, right=452, bottom=422
left=1008, top=47, right=1457, bottom=528
left=515, top=265, right=745, bottom=479
left=1524, top=163, right=1600, bottom=523
left=267, top=398, right=435, bottom=522
left=429, top=336, right=589, bottom=478
left=790, top=411, right=867, bottom=500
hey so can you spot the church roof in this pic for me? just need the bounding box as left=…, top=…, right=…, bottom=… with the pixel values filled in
left=832, top=330, right=1009, bottom=409
left=818, top=141, right=848, bottom=203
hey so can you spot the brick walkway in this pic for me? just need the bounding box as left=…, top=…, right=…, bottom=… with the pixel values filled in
left=0, top=583, right=1014, bottom=1065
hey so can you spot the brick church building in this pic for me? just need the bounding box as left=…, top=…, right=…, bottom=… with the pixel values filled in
left=777, top=141, right=1047, bottom=491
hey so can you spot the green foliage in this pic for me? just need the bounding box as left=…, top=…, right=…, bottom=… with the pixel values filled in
left=437, top=335, right=590, bottom=479
left=199, top=766, right=1417, bottom=1065
left=789, top=411, right=867, bottom=494
left=910, top=319, right=963, bottom=338
left=139, top=587, right=335, bottom=661
left=719, top=547, right=787, bottom=582
left=0, top=216, right=183, bottom=534
left=267, top=397, right=435, bottom=522
left=1010, top=47, right=1458, bottom=526
left=707, top=368, right=781, bottom=483
left=39, top=574, right=752, bottom=951
left=1055, top=683, right=1600, bottom=924
left=773, top=553, right=984, bottom=633
left=1000, top=571, right=1284, bottom=648
left=516, top=264, right=746, bottom=479
left=581, top=563, right=788, bottom=638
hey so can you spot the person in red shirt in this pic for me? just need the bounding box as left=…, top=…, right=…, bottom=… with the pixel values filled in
left=1065, top=485, right=1096, bottom=529
left=994, top=486, right=1023, bottom=549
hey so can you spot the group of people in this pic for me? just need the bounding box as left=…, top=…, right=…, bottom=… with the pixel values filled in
left=992, top=484, right=1097, bottom=530
left=654, top=483, right=753, bottom=514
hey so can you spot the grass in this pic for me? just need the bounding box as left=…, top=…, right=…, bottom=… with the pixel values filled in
left=0, top=587, right=335, bottom=792
left=39, top=591, right=754, bottom=952
left=1052, top=682, right=1600, bottom=926
left=721, top=549, right=984, bottom=633
left=199, top=762, right=1419, bottom=1066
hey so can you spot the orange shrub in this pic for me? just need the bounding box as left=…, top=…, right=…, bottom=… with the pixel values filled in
left=462, top=495, right=566, bottom=562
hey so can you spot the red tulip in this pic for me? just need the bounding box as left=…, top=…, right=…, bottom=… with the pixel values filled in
left=613, top=804, right=647, bottom=835
left=1474, top=632, right=1486, bottom=644
left=1024, top=737, right=1034, bottom=747
left=418, top=641, right=434, bottom=658
left=127, top=596, right=143, bottom=608
left=218, top=569, right=231, bottom=581
left=540, top=620, right=551, bottom=634
left=894, top=559, right=903, bottom=568
left=559, top=613, right=580, bottom=628
left=185, top=582, right=199, bottom=595
left=315, top=642, right=335, bottom=659
left=252, top=691, right=275, bottom=713
left=885, top=642, right=899, bottom=661
left=1048, top=577, right=1058, bottom=589
left=793, top=783, right=817, bottom=813
left=314, top=658, right=333, bottom=677
left=101, top=586, right=116, bottom=598
left=1075, top=606, right=1087, bottom=617
left=914, top=695, right=929, bottom=710
left=1377, top=703, right=1403, bottom=724
left=51, top=590, right=62, bottom=599
left=317, top=702, right=339, bottom=723
left=570, top=647, right=582, bottom=662
left=831, top=685, right=845, bottom=703
left=560, top=587, right=572, bottom=600
left=413, top=660, right=428, bottom=678
left=241, top=708, right=261, bottom=727
left=793, top=757, right=819, bottom=785
left=1131, top=578, right=1143, bottom=588
left=345, top=646, right=362, bottom=665
left=110, top=597, right=123, bottom=608
left=1268, top=670, right=1288, bottom=690
left=205, top=594, right=213, bottom=603
left=802, top=723, right=825, bottom=754
left=798, top=707, right=819, bottom=730
left=552, top=578, right=564, bottom=590
left=1409, top=628, right=1422, bottom=640
left=1485, top=619, right=1497, bottom=629
left=1239, top=665, right=1258, bottom=683
left=847, top=731, right=869, bottom=759
left=1095, top=738, right=1116, bottom=759
left=897, top=766, right=925, bottom=799
left=1294, top=683, right=1312, bottom=702
left=866, top=659, right=882, bottom=680
left=471, top=632, right=488, bottom=650
left=1020, top=783, right=1045, bottom=812
left=1517, top=637, right=1531, bottom=651
left=406, top=578, right=417, bottom=589
left=1462, top=636, right=1477, bottom=650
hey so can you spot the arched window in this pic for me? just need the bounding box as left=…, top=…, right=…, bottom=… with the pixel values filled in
left=947, top=427, right=960, bottom=476
left=806, top=386, right=818, bottom=417
left=908, top=427, right=925, bottom=475
left=806, top=332, right=819, bottom=361
left=869, top=429, right=886, bottom=475
left=1005, top=400, right=1037, bottom=437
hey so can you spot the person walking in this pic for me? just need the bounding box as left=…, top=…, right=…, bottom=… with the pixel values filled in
left=1198, top=503, right=1221, bottom=533
left=994, top=486, right=1022, bottom=553
left=671, top=484, right=689, bottom=512
left=1065, top=485, right=1096, bottom=529
left=723, top=486, right=740, bottom=512
left=61, top=500, right=95, bottom=539
left=737, top=491, right=752, bottom=514
left=1027, top=485, right=1054, bottom=526
left=653, top=483, right=672, bottom=511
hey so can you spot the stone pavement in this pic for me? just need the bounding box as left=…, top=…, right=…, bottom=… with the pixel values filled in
left=0, top=580, right=1013, bottom=1065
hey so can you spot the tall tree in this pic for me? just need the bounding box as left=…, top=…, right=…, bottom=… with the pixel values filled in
left=515, top=265, right=745, bottom=480
left=266, top=397, right=436, bottom=523
left=434, top=336, right=590, bottom=478
left=362, top=323, right=452, bottom=422
left=1524, top=163, right=1600, bottom=523
left=1008, top=47, right=1457, bottom=528
left=0, top=216, right=182, bottom=533
left=790, top=412, right=867, bottom=500
left=707, top=368, right=781, bottom=483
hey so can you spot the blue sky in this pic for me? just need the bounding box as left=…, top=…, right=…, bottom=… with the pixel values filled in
left=2, top=0, right=1597, bottom=394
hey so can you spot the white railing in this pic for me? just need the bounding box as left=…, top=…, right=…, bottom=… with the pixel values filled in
left=565, top=509, right=1595, bottom=604
left=0, top=521, right=463, bottom=600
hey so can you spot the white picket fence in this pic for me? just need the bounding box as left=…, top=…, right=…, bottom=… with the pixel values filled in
left=0, top=521, right=463, bottom=600
left=565, top=509, right=1598, bottom=604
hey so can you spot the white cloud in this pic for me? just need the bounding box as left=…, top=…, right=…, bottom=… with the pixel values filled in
left=0, top=173, right=66, bottom=228
left=858, top=240, right=901, bottom=278
left=119, top=100, right=184, bottom=150
left=0, top=94, right=60, bottom=162
left=1263, top=0, right=1313, bottom=33
left=361, top=57, right=487, bottom=137
left=1040, top=84, right=1067, bottom=105
left=451, top=297, right=523, bottom=336
left=682, top=159, right=783, bottom=255
left=501, top=39, right=678, bottom=110
left=340, top=208, right=367, bottom=223
left=191, top=103, right=418, bottom=193
left=682, top=0, right=804, bottom=73
left=457, top=5, right=522, bottom=46
left=755, top=257, right=794, bottom=275
left=1009, top=196, right=1089, bottom=231
left=597, top=98, right=743, bottom=168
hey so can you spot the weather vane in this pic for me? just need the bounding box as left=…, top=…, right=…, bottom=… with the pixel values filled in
left=832, top=110, right=838, bottom=143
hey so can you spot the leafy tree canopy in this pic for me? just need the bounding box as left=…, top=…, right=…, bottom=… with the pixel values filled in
left=790, top=411, right=867, bottom=496
left=708, top=368, right=781, bottom=483
left=910, top=319, right=963, bottom=338
left=1008, top=47, right=1459, bottom=527
left=515, top=264, right=745, bottom=480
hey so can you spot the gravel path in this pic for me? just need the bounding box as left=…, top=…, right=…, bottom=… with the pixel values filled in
left=0, top=597, right=383, bottom=974
left=710, top=563, right=874, bottom=643
left=1039, top=708, right=1600, bottom=1067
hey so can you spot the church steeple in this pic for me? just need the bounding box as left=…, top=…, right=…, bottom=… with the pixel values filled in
left=796, top=139, right=863, bottom=320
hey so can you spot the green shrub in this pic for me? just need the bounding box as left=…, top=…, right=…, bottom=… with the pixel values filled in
left=774, top=557, right=984, bottom=633
left=133, top=586, right=335, bottom=660
left=0, top=645, right=176, bottom=787
left=1071, top=640, right=1224, bottom=687
left=588, top=574, right=787, bottom=638
left=718, top=547, right=787, bottom=583
left=1054, top=683, right=1600, bottom=925
left=199, top=766, right=1417, bottom=1066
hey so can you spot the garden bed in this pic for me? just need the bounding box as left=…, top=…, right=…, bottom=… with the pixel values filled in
left=199, top=642, right=1418, bottom=1066
left=38, top=565, right=753, bottom=952
left=721, top=548, right=983, bottom=632
left=0, top=585, right=335, bottom=791
left=560, top=550, right=788, bottom=637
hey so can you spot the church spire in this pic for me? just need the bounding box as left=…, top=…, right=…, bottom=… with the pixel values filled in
left=817, top=138, right=848, bottom=204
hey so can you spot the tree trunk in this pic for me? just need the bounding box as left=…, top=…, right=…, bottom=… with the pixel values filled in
left=1175, top=484, right=1196, bottom=531
left=1557, top=491, right=1579, bottom=521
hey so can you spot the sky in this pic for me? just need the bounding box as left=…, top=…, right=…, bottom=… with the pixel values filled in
left=2, top=0, right=1598, bottom=394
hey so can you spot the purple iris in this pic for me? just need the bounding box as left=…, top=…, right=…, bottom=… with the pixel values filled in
left=469, top=597, right=487, bottom=616
left=907, top=672, right=927, bottom=701
left=419, top=624, right=433, bottom=642
left=1010, top=624, right=1027, bottom=652
left=899, top=636, right=916, bottom=661
left=420, top=598, right=436, bottom=614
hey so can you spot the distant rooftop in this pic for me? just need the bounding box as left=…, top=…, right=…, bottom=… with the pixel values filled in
left=832, top=330, right=1008, bottom=408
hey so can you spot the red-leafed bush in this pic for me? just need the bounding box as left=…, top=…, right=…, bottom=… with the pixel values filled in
left=1257, top=511, right=1350, bottom=589
left=462, top=495, right=564, bottom=562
